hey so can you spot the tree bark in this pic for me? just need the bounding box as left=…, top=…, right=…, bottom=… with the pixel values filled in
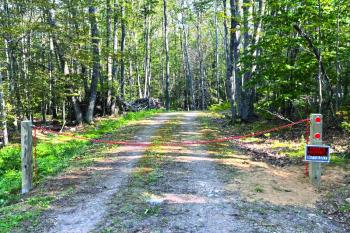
left=86, top=0, right=101, bottom=123
left=181, top=0, right=195, bottom=110
left=163, top=0, right=170, bottom=111
left=143, top=3, right=151, bottom=98
left=223, top=0, right=236, bottom=121
left=111, top=0, right=119, bottom=114
left=106, top=0, right=113, bottom=114
left=232, top=0, right=242, bottom=119
left=196, top=11, right=205, bottom=110
left=120, top=0, right=126, bottom=99
left=0, top=65, right=9, bottom=145
left=240, top=0, right=256, bottom=121
left=214, top=0, right=220, bottom=102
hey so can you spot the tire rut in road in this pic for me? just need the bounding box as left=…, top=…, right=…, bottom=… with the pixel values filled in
left=31, top=113, right=172, bottom=233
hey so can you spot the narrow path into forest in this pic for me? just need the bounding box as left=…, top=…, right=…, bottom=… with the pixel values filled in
left=29, top=112, right=346, bottom=233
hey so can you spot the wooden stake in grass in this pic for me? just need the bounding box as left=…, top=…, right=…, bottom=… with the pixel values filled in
left=21, top=120, right=33, bottom=194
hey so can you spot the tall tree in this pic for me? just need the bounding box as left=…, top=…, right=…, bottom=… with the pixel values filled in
left=224, top=0, right=236, bottom=121
left=164, top=0, right=170, bottom=111
left=106, top=0, right=113, bottom=114
left=0, top=65, right=8, bottom=145
left=120, top=0, right=126, bottom=99
left=86, top=0, right=102, bottom=123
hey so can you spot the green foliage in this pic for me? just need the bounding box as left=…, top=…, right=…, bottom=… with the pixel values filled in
left=0, top=195, right=54, bottom=233
left=341, top=122, right=350, bottom=133
left=254, top=186, right=264, bottom=193
left=339, top=111, right=350, bottom=134
left=0, top=110, right=161, bottom=207
left=339, top=203, right=350, bottom=213
left=0, top=146, right=21, bottom=176
left=0, top=170, right=21, bottom=206
left=208, top=102, right=231, bottom=112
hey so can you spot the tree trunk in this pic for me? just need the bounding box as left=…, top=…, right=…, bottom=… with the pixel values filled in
left=144, top=3, right=151, bottom=98
left=196, top=12, right=205, bottom=110
left=86, top=0, right=101, bottom=123
left=48, top=36, right=58, bottom=119
left=232, top=0, right=242, bottom=119
left=0, top=65, right=9, bottom=145
left=335, top=3, right=340, bottom=111
left=164, top=0, right=170, bottom=111
left=111, top=0, right=119, bottom=114
left=181, top=0, right=195, bottom=110
left=106, top=0, right=113, bottom=114
left=120, top=0, right=126, bottom=99
left=214, top=0, right=220, bottom=102
left=240, top=0, right=255, bottom=121
left=48, top=6, right=83, bottom=124
left=136, top=64, right=143, bottom=98
left=223, top=0, right=236, bottom=121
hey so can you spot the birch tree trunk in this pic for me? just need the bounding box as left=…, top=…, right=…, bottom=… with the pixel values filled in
left=106, top=0, right=113, bottom=114
left=214, top=0, right=220, bottom=102
left=0, top=65, right=9, bottom=145
left=144, top=3, right=151, bottom=98
left=335, top=3, right=340, bottom=111
left=196, top=11, right=205, bottom=110
left=120, top=0, right=126, bottom=99
left=164, top=0, right=170, bottom=111
left=182, top=0, right=195, bottom=110
left=111, top=0, right=119, bottom=114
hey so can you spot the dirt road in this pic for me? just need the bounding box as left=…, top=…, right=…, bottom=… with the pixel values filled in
left=33, top=113, right=172, bottom=233
left=30, top=112, right=347, bottom=233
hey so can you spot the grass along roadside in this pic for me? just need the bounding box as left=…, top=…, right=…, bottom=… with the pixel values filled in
left=0, top=109, right=162, bottom=233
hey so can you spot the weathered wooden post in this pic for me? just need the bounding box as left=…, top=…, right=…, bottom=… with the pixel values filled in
left=21, top=120, right=33, bottom=194
left=309, top=114, right=322, bottom=185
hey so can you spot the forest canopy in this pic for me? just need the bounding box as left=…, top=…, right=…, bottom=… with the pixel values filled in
left=0, top=0, right=349, bottom=144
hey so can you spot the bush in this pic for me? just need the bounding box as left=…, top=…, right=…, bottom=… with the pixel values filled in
left=0, top=146, right=21, bottom=176
left=209, top=102, right=231, bottom=112
left=0, top=170, right=21, bottom=206
left=337, top=110, right=350, bottom=133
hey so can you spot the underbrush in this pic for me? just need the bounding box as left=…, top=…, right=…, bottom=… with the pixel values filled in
left=0, top=110, right=161, bottom=208
left=208, top=102, right=231, bottom=112
left=204, top=111, right=349, bottom=165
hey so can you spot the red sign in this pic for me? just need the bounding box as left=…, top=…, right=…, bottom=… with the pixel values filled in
left=307, top=146, right=329, bottom=156
left=305, top=145, right=330, bottom=163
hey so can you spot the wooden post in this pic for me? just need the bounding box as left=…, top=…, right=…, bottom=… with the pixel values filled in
left=21, top=120, right=33, bottom=194
left=309, top=114, right=323, bottom=185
